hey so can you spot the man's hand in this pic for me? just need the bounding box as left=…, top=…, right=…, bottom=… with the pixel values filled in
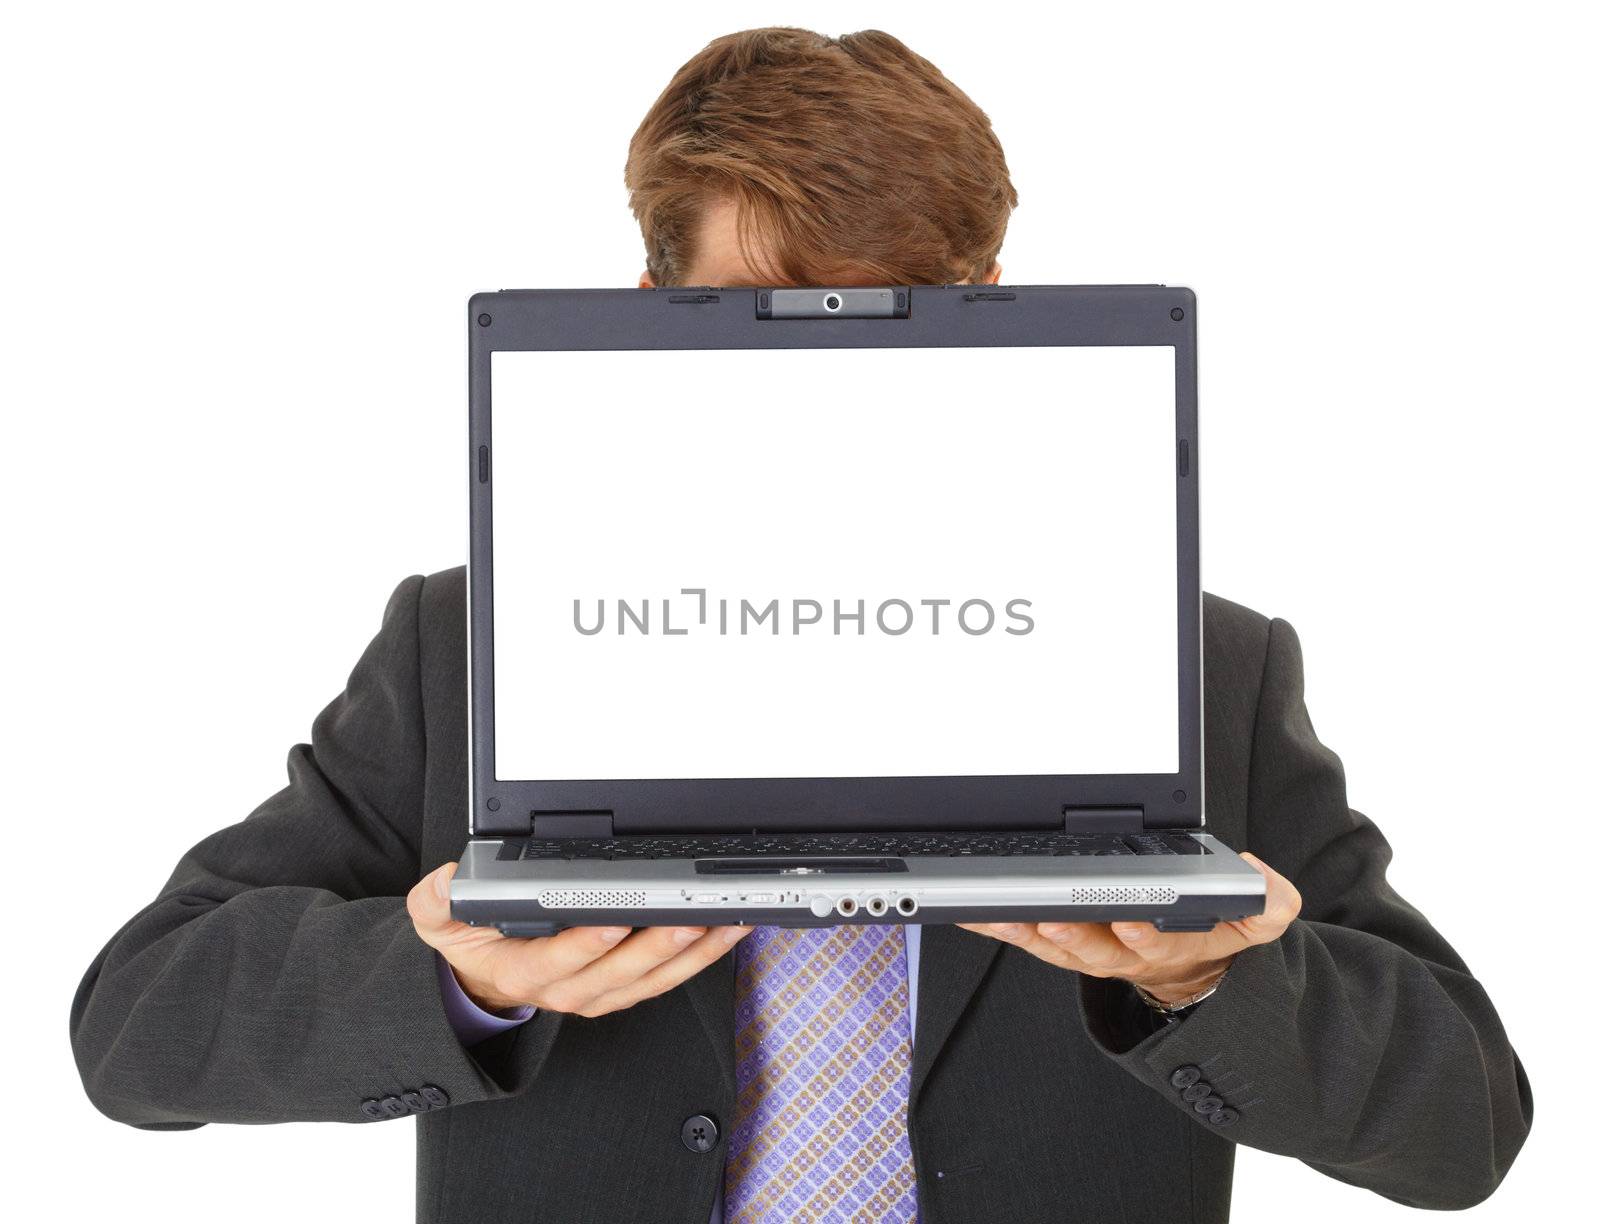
left=408, top=862, right=752, bottom=1017
left=957, top=853, right=1301, bottom=1004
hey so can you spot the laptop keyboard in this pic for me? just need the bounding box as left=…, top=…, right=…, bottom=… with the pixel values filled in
left=514, top=830, right=1209, bottom=860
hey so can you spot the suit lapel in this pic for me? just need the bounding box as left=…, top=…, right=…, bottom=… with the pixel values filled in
left=911, top=924, right=1001, bottom=1101
left=682, top=942, right=736, bottom=1093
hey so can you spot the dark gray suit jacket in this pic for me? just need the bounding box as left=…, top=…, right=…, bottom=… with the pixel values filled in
left=70, top=567, right=1532, bottom=1222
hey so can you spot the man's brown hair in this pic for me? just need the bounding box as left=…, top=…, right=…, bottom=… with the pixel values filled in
left=625, top=27, right=1018, bottom=287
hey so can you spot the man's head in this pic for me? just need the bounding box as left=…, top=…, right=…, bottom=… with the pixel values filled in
left=626, top=27, right=1015, bottom=289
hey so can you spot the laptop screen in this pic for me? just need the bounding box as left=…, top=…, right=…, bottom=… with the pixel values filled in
left=489, top=344, right=1178, bottom=781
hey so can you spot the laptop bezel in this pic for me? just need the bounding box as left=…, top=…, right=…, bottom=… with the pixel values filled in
left=467, top=284, right=1202, bottom=836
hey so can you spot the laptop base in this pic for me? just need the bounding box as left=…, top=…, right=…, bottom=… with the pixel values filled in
left=451, top=832, right=1266, bottom=937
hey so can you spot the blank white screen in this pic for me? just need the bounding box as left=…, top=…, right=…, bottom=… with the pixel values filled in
left=490, top=344, right=1178, bottom=779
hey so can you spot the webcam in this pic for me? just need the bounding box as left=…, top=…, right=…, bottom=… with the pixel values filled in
left=755, top=287, right=911, bottom=319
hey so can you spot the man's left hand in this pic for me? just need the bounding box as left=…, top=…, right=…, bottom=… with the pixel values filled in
left=957, top=853, right=1301, bottom=1005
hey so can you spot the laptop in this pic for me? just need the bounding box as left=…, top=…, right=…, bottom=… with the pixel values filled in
left=451, top=284, right=1265, bottom=936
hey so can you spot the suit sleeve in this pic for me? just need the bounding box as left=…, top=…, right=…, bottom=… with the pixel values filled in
left=69, top=573, right=561, bottom=1128
left=1078, top=615, right=1533, bottom=1209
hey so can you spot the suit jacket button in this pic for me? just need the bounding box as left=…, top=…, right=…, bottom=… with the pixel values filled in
left=402, top=1091, right=429, bottom=1113
left=681, top=1114, right=719, bottom=1153
left=1193, top=1094, right=1225, bottom=1116
left=420, top=1085, right=450, bottom=1108
left=1209, top=1106, right=1240, bottom=1127
left=1170, top=1065, right=1202, bottom=1089
left=1181, top=1081, right=1213, bottom=1104
left=359, top=1099, right=386, bottom=1121
left=379, top=1096, right=408, bottom=1119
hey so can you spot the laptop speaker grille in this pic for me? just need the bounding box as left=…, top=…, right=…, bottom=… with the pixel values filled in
left=1069, top=885, right=1179, bottom=905
left=538, top=889, right=647, bottom=908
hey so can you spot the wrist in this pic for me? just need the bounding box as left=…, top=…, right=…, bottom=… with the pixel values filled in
left=1132, top=961, right=1230, bottom=1008
left=450, top=964, right=524, bottom=1014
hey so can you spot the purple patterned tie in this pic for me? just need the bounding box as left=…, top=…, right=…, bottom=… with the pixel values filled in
left=724, top=923, right=918, bottom=1222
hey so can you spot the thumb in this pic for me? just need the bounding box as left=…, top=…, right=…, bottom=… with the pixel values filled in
left=406, top=861, right=461, bottom=946
left=1234, top=852, right=1302, bottom=939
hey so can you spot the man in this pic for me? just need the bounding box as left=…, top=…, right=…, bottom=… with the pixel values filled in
left=71, top=26, right=1531, bottom=1224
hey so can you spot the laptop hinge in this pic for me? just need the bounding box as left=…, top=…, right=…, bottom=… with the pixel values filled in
left=1061, top=805, right=1145, bottom=833
left=531, top=811, right=615, bottom=839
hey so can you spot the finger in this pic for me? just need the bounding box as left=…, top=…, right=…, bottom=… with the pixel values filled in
left=1033, top=921, right=1146, bottom=975
left=957, top=921, right=1032, bottom=943
left=1106, top=920, right=1224, bottom=962
left=1107, top=921, right=1174, bottom=963
left=1105, top=921, right=1237, bottom=988
left=959, top=920, right=1094, bottom=964
left=578, top=925, right=753, bottom=1016
left=959, top=921, right=1134, bottom=978
left=540, top=924, right=720, bottom=1010
left=1233, top=853, right=1303, bottom=942
left=490, top=922, right=634, bottom=983
left=406, top=862, right=461, bottom=945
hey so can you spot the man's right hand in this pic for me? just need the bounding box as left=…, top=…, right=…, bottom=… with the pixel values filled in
left=407, top=861, right=752, bottom=1017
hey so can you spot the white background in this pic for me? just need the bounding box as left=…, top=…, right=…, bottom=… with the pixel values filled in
left=4, top=2, right=1596, bottom=1220
left=492, top=345, right=1176, bottom=780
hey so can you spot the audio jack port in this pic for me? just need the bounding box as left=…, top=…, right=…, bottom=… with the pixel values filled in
left=835, top=896, right=859, bottom=917
left=865, top=895, right=889, bottom=917
left=896, top=895, right=918, bottom=916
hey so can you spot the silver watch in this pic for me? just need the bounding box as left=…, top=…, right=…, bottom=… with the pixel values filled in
left=1133, top=968, right=1227, bottom=1015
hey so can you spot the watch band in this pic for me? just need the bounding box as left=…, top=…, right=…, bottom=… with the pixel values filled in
left=1133, top=968, right=1227, bottom=1016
